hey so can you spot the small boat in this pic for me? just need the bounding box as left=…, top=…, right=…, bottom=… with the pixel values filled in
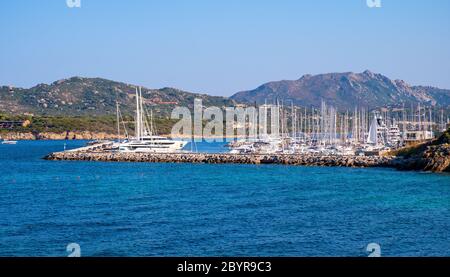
left=1, top=140, right=18, bottom=145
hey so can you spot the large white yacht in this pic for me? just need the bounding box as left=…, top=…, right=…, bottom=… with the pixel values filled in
left=118, top=87, right=188, bottom=153
left=119, top=136, right=188, bottom=153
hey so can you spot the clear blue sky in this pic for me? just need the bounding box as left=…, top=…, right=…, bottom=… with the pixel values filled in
left=1, top=0, right=449, bottom=96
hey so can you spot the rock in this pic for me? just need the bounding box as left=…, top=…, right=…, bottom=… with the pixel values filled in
left=44, top=151, right=400, bottom=170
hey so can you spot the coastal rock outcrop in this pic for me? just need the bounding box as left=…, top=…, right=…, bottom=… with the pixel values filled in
left=392, top=128, right=450, bottom=173
left=395, top=144, right=450, bottom=173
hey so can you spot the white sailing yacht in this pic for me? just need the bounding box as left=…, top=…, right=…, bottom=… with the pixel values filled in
left=118, top=87, right=188, bottom=153
left=367, top=112, right=390, bottom=146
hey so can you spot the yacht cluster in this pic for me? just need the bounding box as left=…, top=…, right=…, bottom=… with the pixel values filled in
left=228, top=101, right=443, bottom=156
left=106, top=88, right=445, bottom=156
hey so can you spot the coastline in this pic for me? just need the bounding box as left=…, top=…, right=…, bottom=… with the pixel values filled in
left=0, top=131, right=121, bottom=140
left=0, top=131, right=245, bottom=140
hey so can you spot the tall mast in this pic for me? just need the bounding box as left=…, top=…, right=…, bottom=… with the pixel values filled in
left=139, top=87, right=145, bottom=138
left=299, top=107, right=303, bottom=140
left=304, top=107, right=307, bottom=142
left=356, top=107, right=359, bottom=144
left=404, top=105, right=407, bottom=141
left=333, top=107, right=336, bottom=145
left=291, top=102, right=295, bottom=138
left=150, top=109, right=154, bottom=136
left=429, top=108, right=432, bottom=133
left=418, top=103, right=421, bottom=131
left=116, top=101, right=120, bottom=142
left=135, top=87, right=141, bottom=140
left=312, top=108, right=315, bottom=143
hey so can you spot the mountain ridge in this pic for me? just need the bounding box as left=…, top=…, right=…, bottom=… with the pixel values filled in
left=231, top=70, right=450, bottom=110
left=1, top=71, right=450, bottom=118
left=0, top=76, right=236, bottom=117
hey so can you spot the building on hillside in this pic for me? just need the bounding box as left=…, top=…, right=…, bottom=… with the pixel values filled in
left=404, top=130, right=434, bottom=142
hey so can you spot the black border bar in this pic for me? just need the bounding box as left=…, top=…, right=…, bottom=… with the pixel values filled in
left=1, top=257, right=449, bottom=274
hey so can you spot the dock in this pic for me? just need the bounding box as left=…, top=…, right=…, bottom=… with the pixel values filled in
left=65, top=141, right=113, bottom=152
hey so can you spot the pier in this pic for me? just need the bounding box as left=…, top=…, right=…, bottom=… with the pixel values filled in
left=65, top=141, right=113, bottom=152
left=44, top=151, right=395, bottom=168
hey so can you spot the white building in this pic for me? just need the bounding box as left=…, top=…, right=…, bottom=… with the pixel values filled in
left=404, top=130, right=434, bottom=142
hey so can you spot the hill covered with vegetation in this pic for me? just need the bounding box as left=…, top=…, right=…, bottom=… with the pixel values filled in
left=0, top=77, right=236, bottom=117
left=0, top=112, right=178, bottom=139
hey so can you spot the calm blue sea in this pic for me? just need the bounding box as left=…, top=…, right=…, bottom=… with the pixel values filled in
left=0, top=140, right=449, bottom=257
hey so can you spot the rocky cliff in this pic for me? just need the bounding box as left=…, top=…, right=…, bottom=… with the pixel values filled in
left=394, top=129, right=450, bottom=173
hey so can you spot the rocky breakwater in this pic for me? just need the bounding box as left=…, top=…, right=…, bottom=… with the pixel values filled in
left=44, top=151, right=394, bottom=168
left=391, top=128, right=450, bottom=173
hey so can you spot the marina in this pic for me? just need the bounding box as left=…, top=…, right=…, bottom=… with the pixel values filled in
left=226, top=101, right=448, bottom=156
left=53, top=94, right=449, bottom=156
left=43, top=94, right=450, bottom=173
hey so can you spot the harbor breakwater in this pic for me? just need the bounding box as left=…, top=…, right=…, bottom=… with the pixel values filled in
left=44, top=151, right=396, bottom=168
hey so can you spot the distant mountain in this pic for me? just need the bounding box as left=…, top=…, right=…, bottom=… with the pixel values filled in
left=2, top=72, right=449, bottom=118
left=0, top=77, right=236, bottom=117
left=231, top=70, right=450, bottom=110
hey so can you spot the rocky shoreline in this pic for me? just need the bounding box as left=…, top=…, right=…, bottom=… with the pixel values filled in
left=0, top=132, right=234, bottom=140
left=1, top=131, right=121, bottom=140
left=394, top=144, right=450, bottom=173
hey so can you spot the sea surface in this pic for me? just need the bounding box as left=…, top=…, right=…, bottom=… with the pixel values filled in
left=0, top=140, right=449, bottom=257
